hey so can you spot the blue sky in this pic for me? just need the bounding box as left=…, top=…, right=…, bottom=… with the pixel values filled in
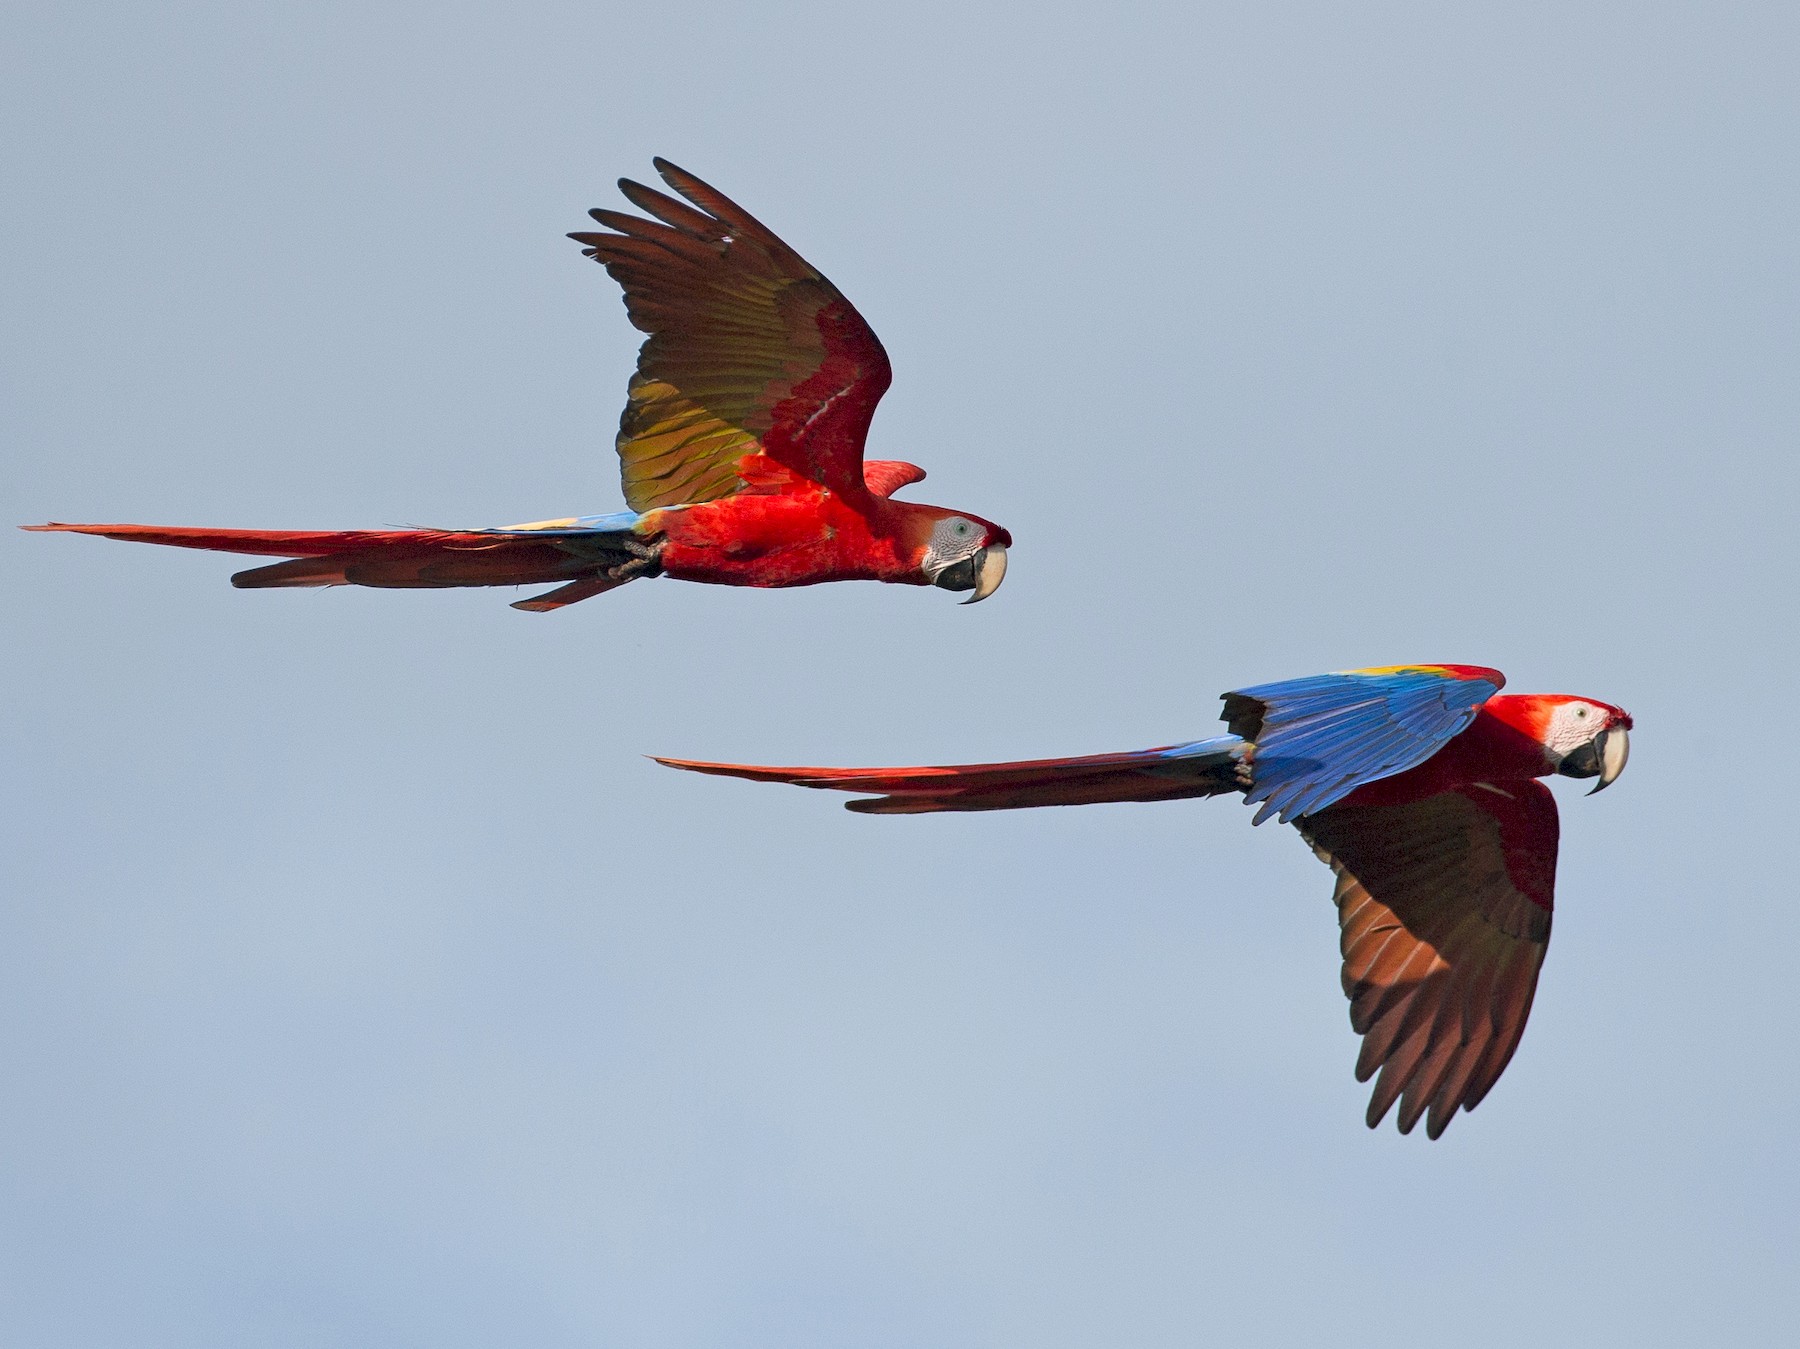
left=5, top=3, right=1797, bottom=1344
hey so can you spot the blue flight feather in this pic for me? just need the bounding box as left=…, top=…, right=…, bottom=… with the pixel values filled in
left=1223, top=667, right=1503, bottom=824
left=479, top=510, right=643, bottom=536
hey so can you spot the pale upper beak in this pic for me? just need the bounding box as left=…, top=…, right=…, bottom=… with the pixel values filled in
left=961, top=544, right=1007, bottom=605
left=1588, top=725, right=1630, bottom=795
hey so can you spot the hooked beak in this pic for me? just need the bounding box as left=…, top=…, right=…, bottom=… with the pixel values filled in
left=1554, top=723, right=1630, bottom=793
left=930, top=544, right=1008, bottom=604
left=961, top=544, right=1007, bottom=605
left=1588, top=725, right=1630, bottom=795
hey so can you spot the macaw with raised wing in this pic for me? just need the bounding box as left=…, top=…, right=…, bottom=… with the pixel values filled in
left=29, top=160, right=1010, bottom=613
left=658, top=665, right=1632, bottom=1139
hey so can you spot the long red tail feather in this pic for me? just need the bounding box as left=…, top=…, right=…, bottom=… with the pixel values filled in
left=26, top=522, right=647, bottom=610
left=655, top=741, right=1246, bottom=813
left=25, top=522, right=466, bottom=558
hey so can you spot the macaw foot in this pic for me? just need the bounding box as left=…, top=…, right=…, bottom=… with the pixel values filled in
left=514, top=536, right=665, bottom=612
left=604, top=553, right=659, bottom=583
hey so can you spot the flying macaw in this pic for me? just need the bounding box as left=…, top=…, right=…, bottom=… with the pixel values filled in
left=658, top=665, right=1633, bottom=1138
left=28, top=160, right=1011, bottom=613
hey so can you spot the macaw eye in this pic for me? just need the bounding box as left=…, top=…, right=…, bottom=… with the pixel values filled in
left=952, top=521, right=973, bottom=538
left=1575, top=707, right=1588, bottom=719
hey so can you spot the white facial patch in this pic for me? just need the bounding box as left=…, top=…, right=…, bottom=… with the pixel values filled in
left=927, top=517, right=983, bottom=565
left=1543, top=701, right=1607, bottom=758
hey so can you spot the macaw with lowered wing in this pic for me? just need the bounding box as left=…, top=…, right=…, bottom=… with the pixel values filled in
left=658, top=665, right=1632, bottom=1139
left=29, top=160, right=1010, bottom=613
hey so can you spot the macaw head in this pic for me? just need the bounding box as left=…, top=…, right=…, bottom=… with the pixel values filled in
left=891, top=506, right=1011, bottom=604
left=1498, top=694, right=1635, bottom=793
left=921, top=510, right=1011, bottom=603
left=861, top=461, right=1011, bottom=603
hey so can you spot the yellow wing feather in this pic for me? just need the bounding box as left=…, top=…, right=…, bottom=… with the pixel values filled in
left=573, top=161, right=893, bottom=512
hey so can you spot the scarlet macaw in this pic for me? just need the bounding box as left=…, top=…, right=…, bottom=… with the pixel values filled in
left=28, top=161, right=1011, bottom=613
left=658, top=665, right=1632, bottom=1138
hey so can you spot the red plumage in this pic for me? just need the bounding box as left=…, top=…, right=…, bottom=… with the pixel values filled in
left=28, top=162, right=1010, bottom=612
left=658, top=669, right=1635, bottom=1137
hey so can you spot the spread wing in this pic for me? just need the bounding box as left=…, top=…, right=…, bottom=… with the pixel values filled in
left=572, top=159, right=892, bottom=512
left=1222, top=665, right=1506, bottom=823
left=1296, top=782, right=1557, bottom=1138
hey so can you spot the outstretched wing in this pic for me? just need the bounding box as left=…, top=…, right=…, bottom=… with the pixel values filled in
left=1222, top=665, right=1505, bottom=824
left=1296, top=782, right=1557, bottom=1138
left=656, top=737, right=1246, bottom=814
left=572, top=159, right=892, bottom=512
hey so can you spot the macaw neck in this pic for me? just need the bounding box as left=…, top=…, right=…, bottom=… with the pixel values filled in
left=1338, top=699, right=1556, bottom=808
left=859, top=493, right=935, bottom=546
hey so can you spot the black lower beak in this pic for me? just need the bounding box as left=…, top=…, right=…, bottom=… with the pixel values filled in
left=1556, top=727, right=1630, bottom=793
left=1557, top=739, right=1604, bottom=780
left=929, top=545, right=1007, bottom=603
left=931, top=554, right=978, bottom=593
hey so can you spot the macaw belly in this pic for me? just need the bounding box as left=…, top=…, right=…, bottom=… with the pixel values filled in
left=653, top=495, right=911, bottom=588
